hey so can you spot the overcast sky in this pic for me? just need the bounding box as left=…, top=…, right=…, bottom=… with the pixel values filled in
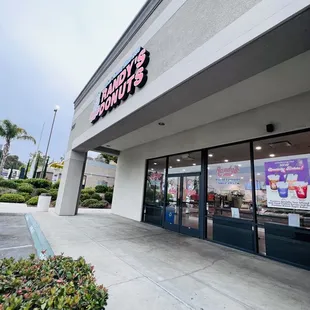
left=0, top=0, right=146, bottom=162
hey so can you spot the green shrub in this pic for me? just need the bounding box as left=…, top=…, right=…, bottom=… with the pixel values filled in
left=13, top=179, right=26, bottom=184
left=0, top=193, right=25, bottom=203
left=33, top=188, right=49, bottom=196
left=0, top=180, right=18, bottom=189
left=17, top=183, right=34, bottom=193
left=95, top=185, right=108, bottom=193
left=81, top=198, right=99, bottom=207
left=81, top=187, right=95, bottom=195
left=0, top=254, right=108, bottom=309
left=18, top=192, right=31, bottom=202
left=105, top=191, right=113, bottom=204
left=48, top=189, right=58, bottom=201
left=107, top=186, right=114, bottom=193
left=27, top=196, right=39, bottom=206
left=80, top=193, right=90, bottom=202
left=88, top=200, right=109, bottom=209
left=91, top=193, right=102, bottom=201
left=0, top=187, right=16, bottom=195
left=52, top=180, right=60, bottom=189
left=25, top=178, right=51, bottom=189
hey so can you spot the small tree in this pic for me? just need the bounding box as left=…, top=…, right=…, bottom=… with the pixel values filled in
left=97, top=153, right=118, bottom=164
left=0, top=120, right=36, bottom=175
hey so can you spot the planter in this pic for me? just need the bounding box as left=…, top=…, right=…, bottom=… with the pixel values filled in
left=37, top=194, right=51, bottom=212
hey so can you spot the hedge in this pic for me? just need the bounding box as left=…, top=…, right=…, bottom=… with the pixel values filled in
left=17, top=183, right=34, bottom=194
left=52, top=180, right=60, bottom=189
left=104, top=192, right=113, bottom=204
left=13, top=179, right=25, bottom=184
left=49, top=189, right=58, bottom=201
left=0, top=254, right=108, bottom=309
left=33, top=188, right=49, bottom=196
left=27, top=196, right=39, bottom=206
left=25, top=178, right=51, bottom=189
left=80, top=193, right=90, bottom=202
left=81, top=199, right=99, bottom=207
left=0, top=180, right=18, bottom=189
left=95, top=185, right=108, bottom=193
left=18, top=192, right=32, bottom=202
left=0, top=193, right=25, bottom=203
left=88, top=200, right=109, bottom=209
left=81, top=187, right=95, bottom=195
left=90, top=193, right=101, bottom=201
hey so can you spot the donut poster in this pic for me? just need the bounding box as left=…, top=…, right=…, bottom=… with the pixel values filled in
left=264, top=158, right=310, bottom=210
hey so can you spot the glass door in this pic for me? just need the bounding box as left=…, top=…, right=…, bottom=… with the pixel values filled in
left=164, top=174, right=200, bottom=237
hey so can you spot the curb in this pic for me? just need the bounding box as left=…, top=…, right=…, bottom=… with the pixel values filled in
left=25, top=214, right=54, bottom=259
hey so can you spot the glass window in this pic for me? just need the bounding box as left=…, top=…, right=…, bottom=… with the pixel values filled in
left=254, top=132, right=310, bottom=254
left=207, top=143, right=253, bottom=221
left=168, top=151, right=201, bottom=173
left=143, top=157, right=166, bottom=226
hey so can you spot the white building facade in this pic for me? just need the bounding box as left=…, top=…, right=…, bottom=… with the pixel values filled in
left=56, top=0, right=310, bottom=269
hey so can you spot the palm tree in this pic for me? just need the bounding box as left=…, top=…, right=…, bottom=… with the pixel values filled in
left=0, top=120, right=36, bottom=175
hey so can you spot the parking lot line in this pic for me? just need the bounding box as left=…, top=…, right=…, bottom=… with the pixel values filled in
left=0, top=244, right=33, bottom=251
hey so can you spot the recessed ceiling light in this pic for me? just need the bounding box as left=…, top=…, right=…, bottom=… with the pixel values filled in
left=257, top=173, right=261, bottom=176
left=207, top=167, right=210, bottom=170
left=151, top=168, right=154, bottom=171
left=255, top=146, right=262, bottom=150
left=269, top=154, right=275, bottom=157
left=182, top=169, right=186, bottom=172
left=192, top=163, right=196, bottom=166
left=176, top=159, right=181, bottom=162
left=158, top=122, right=165, bottom=126
left=169, top=166, right=172, bottom=169
left=224, top=159, right=229, bottom=162
left=154, top=162, right=157, bottom=165
left=241, top=177, right=244, bottom=179
left=209, top=175, right=212, bottom=178
left=208, top=154, right=213, bottom=157
left=238, top=164, right=242, bottom=167
left=220, top=177, right=222, bottom=180
left=231, top=174, right=234, bottom=177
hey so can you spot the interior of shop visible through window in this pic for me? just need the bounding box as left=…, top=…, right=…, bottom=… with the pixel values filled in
left=206, top=143, right=253, bottom=239
left=254, top=131, right=310, bottom=254
left=143, top=157, right=166, bottom=226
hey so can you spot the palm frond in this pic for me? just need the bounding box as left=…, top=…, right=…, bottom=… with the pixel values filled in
left=17, top=135, right=36, bottom=144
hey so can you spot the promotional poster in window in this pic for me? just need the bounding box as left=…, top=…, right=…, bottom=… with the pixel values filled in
left=264, top=158, right=310, bottom=210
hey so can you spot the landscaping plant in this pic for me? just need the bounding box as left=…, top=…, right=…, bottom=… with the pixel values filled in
left=48, top=189, right=58, bottom=201
left=25, top=178, right=51, bottom=189
left=0, top=180, right=18, bottom=189
left=104, top=192, right=113, bottom=204
left=81, top=199, right=99, bottom=208
left=27, top=196, right=39, bottom=206
left=90, top=193, right=101, bottom=201
left=81, top=187, right=95, bottom=195
left=17, top=183, right=34, bottom=194
left=80, top=193, right=91, bottom=202
left=33, top=188, right=49, bottom=196
left=88, top=201, right=109, bottom=209
left=0, top=254, right=108, bottom=309
left=95, top=185, right=108, bottom=193
left=18, top=192, right=31, bottom=202
left=51, top=180, right=60, bottom=189
left=0, top=193, right=25, bottom=203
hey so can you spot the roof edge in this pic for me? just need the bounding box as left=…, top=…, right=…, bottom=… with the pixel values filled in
left=74, top=0, right=163, bottom=109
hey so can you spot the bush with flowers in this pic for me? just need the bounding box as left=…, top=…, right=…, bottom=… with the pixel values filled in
left=0, top=253, right=108, bottom=309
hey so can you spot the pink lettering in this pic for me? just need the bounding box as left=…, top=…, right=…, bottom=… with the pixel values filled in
left=102, top=88, right=108, bottom=101
left=118, top=84, right=127, bottom=101
left=112, top=76, right=119, bottom=92
left=126, top=75, right=135, bottom=94
left=126, top=60, right=135, bottom=77
left=134, top=67, right=147, bottom=88
left=118, top=69, right=127, bottom=86
left=107, top=83, right=113, bottom=97
left=105, top=96, right=112, bottom=111
left=136, top=48, right=149, bottom=68
left=111, top=89, right=119, bottom=107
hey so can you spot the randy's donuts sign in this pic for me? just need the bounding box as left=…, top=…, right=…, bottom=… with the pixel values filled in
left=90, top=47, right=150, bottom=124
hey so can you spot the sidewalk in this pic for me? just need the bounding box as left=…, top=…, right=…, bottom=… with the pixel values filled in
left=1, top=205, right=310, bottom=309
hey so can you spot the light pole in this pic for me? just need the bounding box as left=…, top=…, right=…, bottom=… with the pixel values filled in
left=40, top=105, right=60, bottom=178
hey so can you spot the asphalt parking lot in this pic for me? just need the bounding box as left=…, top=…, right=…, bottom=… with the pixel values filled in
left=0, top=214, right=36, bottom=259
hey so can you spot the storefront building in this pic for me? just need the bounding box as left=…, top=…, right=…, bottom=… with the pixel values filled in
left=56, top=0, right=310, bottom=269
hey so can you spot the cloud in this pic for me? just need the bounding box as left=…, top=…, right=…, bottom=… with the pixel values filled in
left=0, top=0, right=146, bottom=161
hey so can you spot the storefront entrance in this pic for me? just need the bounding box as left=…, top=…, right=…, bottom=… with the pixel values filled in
left=164, top=173, right=200, bottom=237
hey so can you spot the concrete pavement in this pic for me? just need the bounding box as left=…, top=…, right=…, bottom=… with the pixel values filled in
left=0, top=204, right=309, bottom=309
left=27, top=209, right=310, bottom=310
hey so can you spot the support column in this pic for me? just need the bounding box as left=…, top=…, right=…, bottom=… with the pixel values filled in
left=55, top=150, right=87, bottom=216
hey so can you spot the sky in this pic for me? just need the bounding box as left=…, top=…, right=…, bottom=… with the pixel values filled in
left=0, top=0, right=146, bottom=163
